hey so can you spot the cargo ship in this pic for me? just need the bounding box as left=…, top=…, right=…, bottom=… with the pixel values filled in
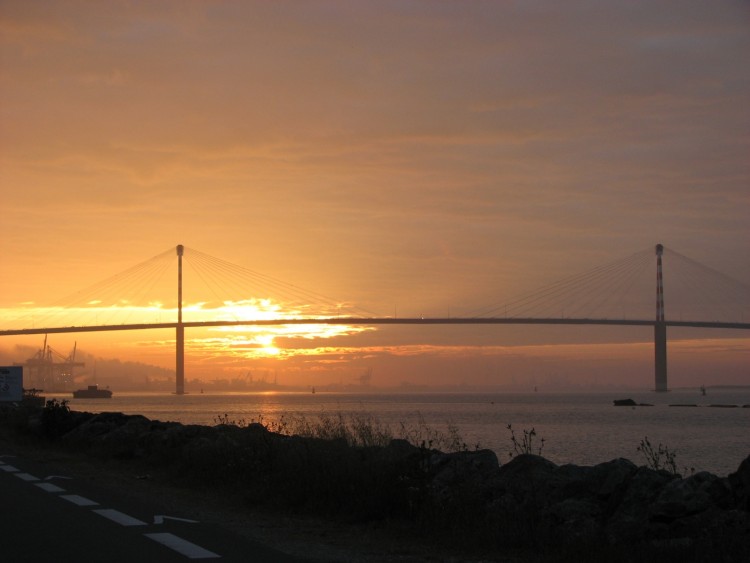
left=72, top=384, right=112, bottom=399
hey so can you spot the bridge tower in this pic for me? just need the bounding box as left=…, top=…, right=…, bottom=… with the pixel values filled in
left=176, top=244, right=185, bottom=395
left=654, top=243, right=668, bottom=392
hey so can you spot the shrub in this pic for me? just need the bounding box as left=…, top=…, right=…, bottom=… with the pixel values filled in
left=397, top=412, right=477, bottom=452
left=507, top=424, right=545, bottom=458
left=636, top=436, right=679, bottom=475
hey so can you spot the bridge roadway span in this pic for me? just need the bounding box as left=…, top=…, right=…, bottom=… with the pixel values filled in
left=2, top=317, right=749, bottom=336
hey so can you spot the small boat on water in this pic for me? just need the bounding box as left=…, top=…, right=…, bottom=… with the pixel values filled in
left=613, top=398, right=637, bottom=407
left=72, top=384, right=112, bottom=399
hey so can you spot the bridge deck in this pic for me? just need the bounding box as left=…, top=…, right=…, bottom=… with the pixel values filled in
left=1, top=317, right=748, bottom=336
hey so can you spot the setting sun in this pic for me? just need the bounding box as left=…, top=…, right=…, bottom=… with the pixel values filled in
left=254, top=334, right=280, bottom=356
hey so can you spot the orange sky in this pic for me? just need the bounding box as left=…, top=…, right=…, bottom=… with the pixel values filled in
left=1, top=1, right=748, bottom=390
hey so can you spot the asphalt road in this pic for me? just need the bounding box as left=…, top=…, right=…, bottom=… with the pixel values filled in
left=0, top=451, right=311, bottom=563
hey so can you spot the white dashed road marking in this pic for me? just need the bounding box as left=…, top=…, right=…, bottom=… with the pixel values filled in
left=36, top=482, right=66, bottom=493
left=93, top=508, right=147, bottom=527
left=45, top=475, right=73, bottom=481
left=145, top=533, right=221, bottom=559
left=3, top=456, right=222, bottom=559
left=61, top=494, right=99, bottom=506
left=154, top=515, right=199, bottom=525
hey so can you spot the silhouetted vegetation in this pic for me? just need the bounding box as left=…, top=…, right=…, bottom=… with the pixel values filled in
left=507, top=424, right=545, bottom=458
left=214, top=410, right=477, bottom=453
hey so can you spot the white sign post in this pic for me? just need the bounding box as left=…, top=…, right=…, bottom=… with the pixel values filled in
left=0, top=366, right=23, bottom=402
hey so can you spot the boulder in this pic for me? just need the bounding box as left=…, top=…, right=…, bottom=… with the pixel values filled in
left=548, top=458, right=637, bottom=505
left=606, top=466, right=678, bottom=543
left=541, top=497, right=603, bottom=543
left=428, top=449, right=500, bottom=489
left=651, top=471, right=733, bottom=520
left=424, top=449, right=500, bottom=508
left=728, top=453, right=750, bottom=511
left=487, top=454, right=558, bottom=513
left=62, top=412, right=148, bottom=446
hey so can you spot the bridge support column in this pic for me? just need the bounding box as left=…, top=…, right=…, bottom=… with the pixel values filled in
left=176, top=244, right=185, bottom=395
left=176, top=324, right=185, bottom=395
left=654, top=321, right=668, bottom=392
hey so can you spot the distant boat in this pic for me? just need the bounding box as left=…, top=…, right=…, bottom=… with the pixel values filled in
left=72, top=384, right=112, bottom=399
left=613, top=398, right=637, bottom=407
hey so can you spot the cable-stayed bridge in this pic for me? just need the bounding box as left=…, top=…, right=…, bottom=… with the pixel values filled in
left=1, top=244, right=748, bottom=393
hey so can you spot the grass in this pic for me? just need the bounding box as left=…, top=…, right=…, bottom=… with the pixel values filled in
left=636, top=436, right=679, bottom=475
left=214, top=409, right=479, bottom=452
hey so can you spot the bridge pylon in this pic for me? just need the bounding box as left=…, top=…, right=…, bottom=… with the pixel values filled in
left=654, top=322, right=667, bottom=392
left=176, top=244, right=185, bottom=395
left=654, top=244, right=668, bottom=392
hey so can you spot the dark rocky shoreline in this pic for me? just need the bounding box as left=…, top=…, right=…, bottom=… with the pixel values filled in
left=3, top=401, right=749, bottom=562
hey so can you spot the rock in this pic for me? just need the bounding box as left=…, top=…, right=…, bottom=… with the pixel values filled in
left=728, top=453, right=750, bottom=511
left=62, top=412, right=160, bottom=459
left=486, top=454, right=558, bottom=513
left=424, top=449, right=499, bottom=508
left=428, top=449, right=499, bottom=488
left=548, top=458, right=637, bottom=506
left=606, top=467, right=678, bottom=543
left=526, top=458, right=637, bottom=545
left=541, top=497, right=603, bottom=543
left=651, top=471, right=733, bottom=520
left=496, top=453, right=557, bottom=484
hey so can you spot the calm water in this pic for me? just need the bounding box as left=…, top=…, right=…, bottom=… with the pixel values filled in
left=47, top=389, right=750, bottom=477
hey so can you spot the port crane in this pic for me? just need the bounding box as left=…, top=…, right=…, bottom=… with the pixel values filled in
left=14, top=335, right=85, bottom=391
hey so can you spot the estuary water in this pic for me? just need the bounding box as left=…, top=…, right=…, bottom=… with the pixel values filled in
left=48, top=389, right=750, bottom=477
